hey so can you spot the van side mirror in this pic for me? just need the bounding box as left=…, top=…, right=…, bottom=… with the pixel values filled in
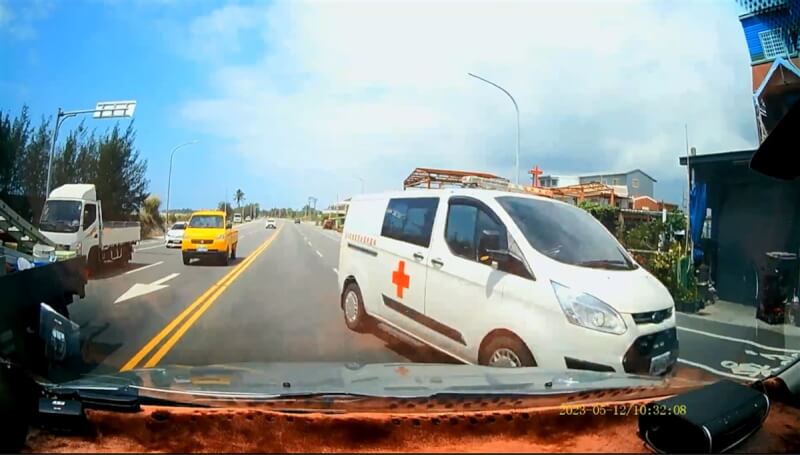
left=478, top=229, right=509, bottom=265
left=226, top=222, right=233, bottom=229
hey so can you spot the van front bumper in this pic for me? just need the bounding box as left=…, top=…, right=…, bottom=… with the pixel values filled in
left=621, top=327, right=679, bottom=375
left=552, top=317, right=679, bottom=376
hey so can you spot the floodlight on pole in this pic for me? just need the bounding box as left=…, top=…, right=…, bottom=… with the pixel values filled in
left=46, top=100, right=138, bottom=196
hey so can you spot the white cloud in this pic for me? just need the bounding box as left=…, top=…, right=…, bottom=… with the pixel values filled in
left=176, top=0, right=758, bottom=205
left=0, top=0, right=53, bottom=39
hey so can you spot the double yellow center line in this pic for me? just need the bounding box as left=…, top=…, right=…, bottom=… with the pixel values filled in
left=120, top=226, right=283, bottom=371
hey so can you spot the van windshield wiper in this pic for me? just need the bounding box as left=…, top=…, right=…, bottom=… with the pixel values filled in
left=578, top=259, right=632, bottom=269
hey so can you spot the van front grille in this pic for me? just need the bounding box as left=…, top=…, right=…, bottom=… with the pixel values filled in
left=632, top=307, right=673, bottom=325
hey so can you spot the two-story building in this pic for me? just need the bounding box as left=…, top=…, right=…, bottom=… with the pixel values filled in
left=739, top=1, right=800, bottom=141
left=539, top=169, right=657, bottom=198
left=675, top=2, right=800, bottom=308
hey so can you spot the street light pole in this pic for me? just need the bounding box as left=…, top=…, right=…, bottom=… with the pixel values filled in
left=355, top=176, right=365, bottom=194
left=468, top=73, right=521, bottom=185
left=165, top=140, right=199, bottom=226
left=45, top=101, right=137, bottom=197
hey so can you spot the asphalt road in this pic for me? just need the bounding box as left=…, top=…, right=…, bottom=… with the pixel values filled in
left=66, top=219, right=800, bottom=383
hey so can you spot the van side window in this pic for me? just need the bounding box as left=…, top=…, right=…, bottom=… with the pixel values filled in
left=445, top=204, right=478, bottom=259
left=381, top=197, right=439, bottom=247
left=83, top=203, right=97, bottom=230
left=445, top=199, right=532, bottom=279
left=445, top=201, right=506, bottom=262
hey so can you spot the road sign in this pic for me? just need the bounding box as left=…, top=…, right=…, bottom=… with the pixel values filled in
left=93, top=100, right=137, bottom=119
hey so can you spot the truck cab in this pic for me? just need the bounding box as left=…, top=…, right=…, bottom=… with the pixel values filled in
left=39, top=184, right=140, bottom=271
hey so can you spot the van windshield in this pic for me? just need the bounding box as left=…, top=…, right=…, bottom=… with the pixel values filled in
left=188, top=215, right=223, bottom=228
left=497, top=196, right=636, bottom=270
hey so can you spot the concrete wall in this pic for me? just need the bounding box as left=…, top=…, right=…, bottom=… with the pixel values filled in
left=627, top=170, right=654, bottom=198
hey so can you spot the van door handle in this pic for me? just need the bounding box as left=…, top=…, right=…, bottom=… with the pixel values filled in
left=413, top=252, right=425, bottom=261
left=431, top=258, right=444, bottom=267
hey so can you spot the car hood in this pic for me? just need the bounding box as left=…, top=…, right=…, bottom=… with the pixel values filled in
left=547, top=264, right=673, bottom=314
left=53, top=362, right=702, bottom=399
left=166, top=230, right=185, bottom=237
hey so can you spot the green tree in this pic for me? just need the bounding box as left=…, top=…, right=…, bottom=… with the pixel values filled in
left=217, top=201, right=233, bottom=218
left=93, top=123, right=149, bottom=220
left=139, top=195, right=164, bottom=237
left=234, top=189, right=245, bottom=214
left=0, top=106, right=31, bottom=196
left=19, top=117, right=51, bottom=201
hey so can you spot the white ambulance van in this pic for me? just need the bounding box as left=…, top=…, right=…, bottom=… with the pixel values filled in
left=337, top=188, right=678, bottom=375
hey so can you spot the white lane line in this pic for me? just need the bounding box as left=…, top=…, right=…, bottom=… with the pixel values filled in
left=677, top=326, right=800, bottom=353
left=135, top=243, right=165, bottom=251
left=124, top=261, right=164, bottom=275
left=307, top=241, right=313, bottom=247
left=316, top=250, right=323, bottom=258
left=332, top=267, right=338, bottom=274
left=677, top=358, right=751, bottom=381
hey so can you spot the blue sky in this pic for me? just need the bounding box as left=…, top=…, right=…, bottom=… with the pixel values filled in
left=1, top=0, right=757, bottom=211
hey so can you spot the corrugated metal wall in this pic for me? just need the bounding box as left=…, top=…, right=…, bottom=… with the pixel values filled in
left=742, top=14, right=770, bottom=62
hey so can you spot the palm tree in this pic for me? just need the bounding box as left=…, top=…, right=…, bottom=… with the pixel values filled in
left=234, top=189, right=245, bottom=217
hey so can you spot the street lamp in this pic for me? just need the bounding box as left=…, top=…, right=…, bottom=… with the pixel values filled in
left=467, top=73, right=521, bottom=185
left=355, top=176, right=365, bottom=194
left=165, top=140, right=199, bottom=225
left=46, top=100, right=137, bottom=196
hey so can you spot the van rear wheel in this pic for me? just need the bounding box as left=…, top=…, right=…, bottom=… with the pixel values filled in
left=479, top=334, right=536, bottom=368
left=342, top=282, right=371, bottom=333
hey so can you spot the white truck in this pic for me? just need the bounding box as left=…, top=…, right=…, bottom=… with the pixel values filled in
left=39, top=184, right=140, bottom=271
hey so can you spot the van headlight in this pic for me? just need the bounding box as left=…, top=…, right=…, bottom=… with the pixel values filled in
left=551, top=281, right=627, bottom=335
left=215, top=234, right=225, bottom=240
left=73, top=241, right=82, bottom=252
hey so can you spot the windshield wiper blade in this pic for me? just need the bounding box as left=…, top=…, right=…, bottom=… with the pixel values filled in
left=578, top=259, right=630, bottom=269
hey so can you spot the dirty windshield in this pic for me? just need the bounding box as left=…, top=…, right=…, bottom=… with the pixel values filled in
left=497, top=196, right=636, bottom=270
left=2, top=0, right=800, bottom=408
left=39, top=200, right=82, bottom=233
left=188, top=215, right=224, bottom=229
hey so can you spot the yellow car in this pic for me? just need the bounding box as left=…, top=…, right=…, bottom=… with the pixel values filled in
left=181, top=210, right=239, bottom=266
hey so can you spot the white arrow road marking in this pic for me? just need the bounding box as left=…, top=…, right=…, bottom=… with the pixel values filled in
left=114, top=273, right=180, bottom=304
left=124, top=261, right=163, bottom=275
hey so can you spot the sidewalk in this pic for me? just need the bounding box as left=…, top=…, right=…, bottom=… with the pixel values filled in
left=680, top=299, right=800, bottom=337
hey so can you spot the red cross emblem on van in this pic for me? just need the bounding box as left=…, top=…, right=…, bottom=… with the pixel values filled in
left=392, top=260, right=410, bottom=299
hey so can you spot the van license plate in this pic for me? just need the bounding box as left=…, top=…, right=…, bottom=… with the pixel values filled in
left=197, top=246, right=208, bottom=253
left=649, top=351, right=671, bottom=375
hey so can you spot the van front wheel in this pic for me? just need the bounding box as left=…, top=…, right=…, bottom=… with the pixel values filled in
left=342, top=282, right=371, bottom=333
left=479, top=334, right=536, bottom=368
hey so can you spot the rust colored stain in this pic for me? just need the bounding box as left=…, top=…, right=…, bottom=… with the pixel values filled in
left=23, top=400, right=800, bottom=453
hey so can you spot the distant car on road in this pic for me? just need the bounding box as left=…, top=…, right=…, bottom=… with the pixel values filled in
left=164, top=221, right=187, bottom=248
left=266, top=219, right=277, bottom=229
left=233, top=214, right=242, bottom=223
left=294, top=219, right=301, bottom=224
left=245, top=216, right=251, bottom=222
